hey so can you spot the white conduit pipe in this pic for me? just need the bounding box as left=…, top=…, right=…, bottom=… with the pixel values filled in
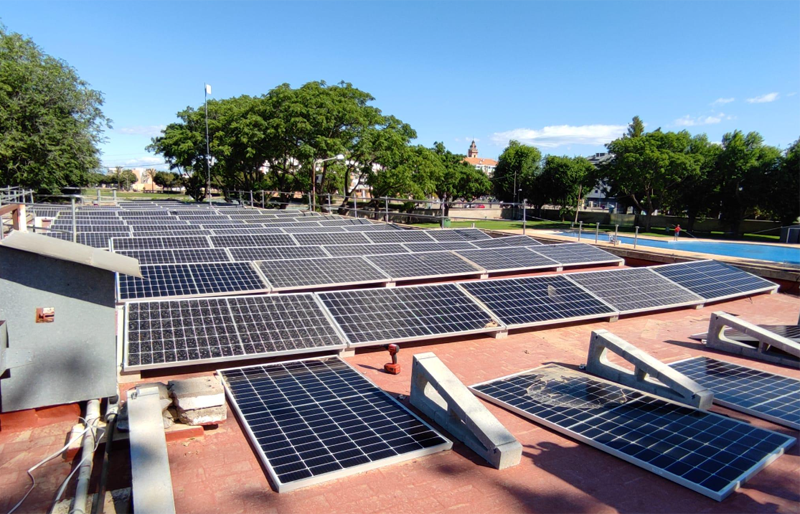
left=70, top=399, right=101, bottom=514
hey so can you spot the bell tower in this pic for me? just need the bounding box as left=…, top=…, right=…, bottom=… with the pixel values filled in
left=468, top=140, right=478, bottom=158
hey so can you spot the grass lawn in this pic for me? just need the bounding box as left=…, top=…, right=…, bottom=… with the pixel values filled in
left=82, top=188, right=190, bottom=200
left=409, top=219, right=780, bottom=243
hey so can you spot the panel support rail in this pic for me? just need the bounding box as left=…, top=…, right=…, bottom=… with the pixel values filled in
left=705, top=312, right=800, bottom=369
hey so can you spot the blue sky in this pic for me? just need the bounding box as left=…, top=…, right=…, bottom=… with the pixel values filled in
left=2, top=1, right=798, bottom=169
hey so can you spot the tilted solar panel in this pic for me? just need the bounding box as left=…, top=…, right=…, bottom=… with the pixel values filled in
left=111, top=235, right=212, bottom=251
left=116, top=248, right=232, bottom=265
left=455, top=247, right=559, bottom=273
left=292, top=233, right=371, bottom=246
left=256, top=257, right=389, bottom=291
left=470, top=235, right=543, bottom=248
left=209, top=234, right=297, bottom=248
left=321, top=243, right=409, bottom=257
left=530, top=243, right=623, bottom=267
left=117, top=262, right=268, bottom=300
left=651, top=260, right=777, bottom=302
left=402, top=242, right=477, bottom=252
left=364, top=252, right=483, bottom=280
left=228, top=246, right=329, bottom=261
left=364, top=231, right=436, bottom=244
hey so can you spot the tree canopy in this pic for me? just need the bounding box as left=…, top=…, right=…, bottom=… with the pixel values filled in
left=493, top=140, right=542, bottom=204
left=0, top=25, right=110, bottom=194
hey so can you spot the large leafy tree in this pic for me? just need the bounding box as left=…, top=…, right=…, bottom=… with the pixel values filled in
left=539, top=155, right=595, bottom=221
left=430, top=142, right=491, bottom=215
left=666, top=134, right=721, bottom=230
left=603, top=129, right=701, bottom=231
left=493, top=141, right=542, bottom=205
left=765, top=138, right=800, bottom=226
left=714, top=131, right=782, bottom=234
left=0, top=25, right=110, bottom=194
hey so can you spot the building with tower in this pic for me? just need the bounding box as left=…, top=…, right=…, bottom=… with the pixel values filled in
left=463, top=140, right=498, bottom=175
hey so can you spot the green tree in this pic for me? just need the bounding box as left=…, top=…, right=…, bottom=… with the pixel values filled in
left=430, top=142, right=491, bottom=215
left=0, top=25, right=111, bottom=194
left=493, top=141, right=542, bottom=205
left=714, top=131, right=782, bottom=234
left=603, top=130, right=701, bottom=231
left=106, top=167, right=137, bottom=191
left=626, top=116, right=645, bottom=138
left=153, top=171, right=181, bottom=192
left=666, top=134, right=721, bottom=231
left=539, top=155, right=596, bottom=221
left=765, top=138, right=800, bottom=226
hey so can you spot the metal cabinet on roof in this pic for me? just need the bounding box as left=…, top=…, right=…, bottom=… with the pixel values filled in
left=0, top=231, right=141, bottom=411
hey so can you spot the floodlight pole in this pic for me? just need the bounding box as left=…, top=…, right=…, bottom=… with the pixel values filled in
left=522, top=200, right=527, bottom=235
left=204, top=84, right=212, bottom=208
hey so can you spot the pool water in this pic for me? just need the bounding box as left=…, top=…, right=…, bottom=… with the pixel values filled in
left=555, top=231, right=800, bottom=265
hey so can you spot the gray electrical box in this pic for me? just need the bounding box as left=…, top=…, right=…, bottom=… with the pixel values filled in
left=0, top=232, right=141, bottom=412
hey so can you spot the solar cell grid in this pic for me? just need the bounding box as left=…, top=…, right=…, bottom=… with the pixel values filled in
left=365, top=252, right=482, bottom=280
left=460, top=275, right=616, bottom=327
left=292, top=233, right=371, bottom=246
left=124, top=218, right=185, bottom=225
left=220, top=357, right=451, bottom=492
left=318, top=284, right=503, bottom=346
left=111, top=235, right=212, bottom=251
left=364, top=231, right=436, bottom=244
left=116, top=248, right=232, bottom=265
left=321, top=244, right=409, bottom=257
left=452, top=228, right=491, bottom=240
left=262, top=221, right=324, bottom=228
left=565, top=268, right=703, bottom=314
left=425, top=230, right=472, bottom=242
left=131, top=230, right=212, bottom=238
left=280, top=226, right=346, bottom=234
left=651, top=260, right=777, bottom=302
left=210, top=234, right=297, bottom=248
left=470, top=235, right=543, bottom=248
left=342, top=224, right=401, bottom=232
left=211, top=228, right=287, bottom=236
left=117, top=262, right=268, bottom=301
left=455, top=247, right=559, bottom=272
left=471, top=365, right=795, bottom=501
left=529, top=243, right=623, bottom=266
left=402, top=242, right=477, bottom=252
left=229, top=246, right=328, bottom=261
left=256, top=257, right=389, bottom=291
left=669, top=357, right=800, bottom=430
left=50, top=225, right=130, bottom=233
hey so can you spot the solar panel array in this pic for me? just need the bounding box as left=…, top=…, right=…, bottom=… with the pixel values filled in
left=256, top=257, right=390, bottom=291
left=118, top=262, right=269, bottom=300
left=364, top=252, right=483, bottom=281
left=220, top=357, right=451, bottom=492
left=669, top=357, right=800, bottom=430
left=455, top=247, right=559, bottom=273
left=652, top=260, right=778, bottom=302
left=125, top=294, right=345, bottom=369
left=470, top=364, right=795, bottom=501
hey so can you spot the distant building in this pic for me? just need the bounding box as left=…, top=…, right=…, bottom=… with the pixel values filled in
left=584, top=153, right=615, bottom=210
left=463, top=141, right=498, bottom=175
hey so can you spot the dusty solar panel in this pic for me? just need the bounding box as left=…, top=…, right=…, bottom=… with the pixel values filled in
left=318, top=284, right=504, bottom=346
left=365, top=252, right=483, bottom=280
left=364, top=231, right=436, bottom=244
left=471, top=364, right=795, bottom=501
left=425, top=230, right=473, bottom=242
left=111, top=235, right=212, bottom=251
left=530, top=243, right=623, bottom=267
left=116, top=248, right=232, bottom=265
left=470, top=235, right=542, bottom=248
left=292, top=233, right=371, bottom=246
left=123, top=294, right=345, bottom=370
left=219, top=357, right=451, bottom=492
left=565, top=268, right=704, bottom=314
left=651, top=260, right=778, bottom=302
left=256, top=257, right=389, bottom=291
left=229, top=246, right=329, bottom=261
left=455, top=247, right=560, bottom=273
left=459, top=275, right=616, bottom=328
left=209, top=234, right=297, bottom=248
left=117, top=262, right=269, bottom=300
left=402, top=242, right=477, bottom=252
left=669, top=357, right=800, bottom=430
left=321, top=243, right=409, bottom=257
left=131, top=230, right=213, bottom=238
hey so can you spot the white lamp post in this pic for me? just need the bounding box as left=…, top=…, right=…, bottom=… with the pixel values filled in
left=311, top=154, right=345, bottom=211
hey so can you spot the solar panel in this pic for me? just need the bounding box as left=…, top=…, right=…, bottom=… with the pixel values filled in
left=424, top=230, right=473, bottom=242
left=470, top=235, right=542, bottom=248
left=111, top=235, right=212, bottom=251
left=77, top=233, right=126, bottom=249
left=292, top=233, right=371, bottom=246
left=452, top=228, right=491, bottom=240
left=50, top=225, right=130, bottom=234
left=364, top=231, right=436, bottom=244
left=364, top=252, right=483, bottom=281
left=229, top=246, right=329, bottom=261
left=318, top=219, right=359, bottom=227
left=211, top=228, right=286, bottom=236
left=342, top=224, right=401, bottom=232
left=219, top=357, right=451, bottom=493
left=669, top=357, right=800, bottom=430
left=264, top=222, right=324, bottom=228
left=279, top=226, right=346, bottom=234
left=124, top=294, right=345, bottom=370
left=116, top=248, right=232, bottom=265
left=565, top=268, right=703, bottom=314
left=402, top=242, right=477, bottom=252
left=530, top=243, right=623, bottom=267
left=470, top=364, right=795, bottom=501
left=459, top=275, right=617, bottom=328
left=321, top=244, right=409, bottom=257
left=651, top=260, right=778, bottom=302
left=256, top=257, right=389, bottom=291
left=318, top=284, right=504, bottom=346
left=124, top=219, right=185, bottom=226
left=131, top=230, right=213, bottom=238
left=200, top=223, right=259, bottom=230
left=117, top=262, right=268, bottom=300
left=454, top=247, right=560, bottom=273
left=174, top=215, right=229, bottom=222
left=128, top=226, right=203, bottom=233
left=209, top=234, right=297, bottom=248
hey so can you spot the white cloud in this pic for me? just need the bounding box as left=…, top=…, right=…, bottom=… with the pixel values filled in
left=746, top=92, right=779, bottom=103
left=490, top=124, right=627, bottom=148
left=787, top=92, right=797, bottom=97
left=711, top=97, right=735, bottom=105
left=673, top=113, right=729, bottom=127
left=115, top=125, right=167, bottom=137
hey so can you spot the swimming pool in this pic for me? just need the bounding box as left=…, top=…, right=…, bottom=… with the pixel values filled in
left=554, top=231, right=800, bottom=266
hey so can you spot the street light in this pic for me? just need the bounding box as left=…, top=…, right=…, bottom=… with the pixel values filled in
left=311, top=154, right=345, bottom=211
left=204, top=83, right=212, bottom=206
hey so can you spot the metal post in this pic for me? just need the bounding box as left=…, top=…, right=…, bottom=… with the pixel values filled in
left=595, top=222, right=599, bottom=243
left=261, top=190, right=265, bottom=208
left=440, top=195, right=445, bottom=229
left=112, top=189, right=117, bottom=205
left=71, top=198, right=77, bottom=243
left=96, top=189, right=101, bottom=203
left=353, top=196, right=358, bottom=219
left=204, top=84, right=211, bottom=206
left=522, top=200, right=527, bottom=235
left=615, top=224, right=619, bottom=243
left=249, top=190, right=253, bottom=207
left=384, top=197, right=389, bottom=223
left=578, top=221, right=582, bottom=241
left=634, top=226, right=639, bottom=248
left=327, top=193, right=331, bottom=213
left=308, top=191, right=312, bottom=212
